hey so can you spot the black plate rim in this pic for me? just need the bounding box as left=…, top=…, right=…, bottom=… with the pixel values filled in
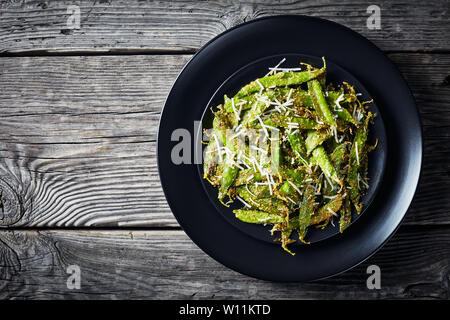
left=157, top=15, right=423, bottom=282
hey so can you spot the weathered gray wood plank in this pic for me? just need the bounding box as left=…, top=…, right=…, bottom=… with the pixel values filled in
left=0, top=53, right=448, bottom=227
left=0, top=228, right=449, bottom=299
left=0, top=0, right=448, bottom=53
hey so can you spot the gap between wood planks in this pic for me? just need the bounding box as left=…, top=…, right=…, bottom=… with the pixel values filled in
left=0, top=49, right=449, bottom=58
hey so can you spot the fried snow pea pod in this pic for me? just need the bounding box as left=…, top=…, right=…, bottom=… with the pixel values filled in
left=234, top=209, right=283, bottom=224
left=211, top=162, right=225, bottom=186
left=249, top=185, right=272, bottom=199
left=225, top=88, right=284, bottom=113
left=241, top=98, right=271, bottom=128
left=297, top=183, right=315, bottom=243
left=347, top=113, right=373, bottom=213
left=234, top=169, right=263, bottom=186
left=288, top=131, right=307, bottom=160
left=282, top=167, right=305, bottom=184
left=236, top=184, right=271, bottom=199
left=321, top=143, right=348, bottom=199
left=332, top=105, right=355, bottom=125
left=283, top=88, right=348, bottom=110
left=223, top=94, right=253, bottom=113
left=263, top=114, right=319, bottom=130
left=218, top=165, right=239, bottom=200
left=339, top=197, right=352, bottom=233
left=279, top=170, right=305, bottom=200
left=330, top=142, right=349, bottom=173
left=279, top=182, right=297, bottom=199
left=358, top=152, right=370, bottom=192
left=309, top=193, right=343, bottom=226
left=251, top=197, right=289, bottom=216
left=212, top=111, right=228, bottom=145
left=321, top=145, right=344, bottom=198
left=238, top=186, right=289, bottom=216
left=276, top=88, right=346, bottom=110
left=218, top=137, right=239, bottom=200
left=203, top=140, right=217, bottom=180
left=279, top=169, right=305, bottom=200
left=326, top=92, right=356, bottom=125
left=305, top=129, right=331, bottom=155
left=235, top=67, right=325, bottom=98
left=271, top=129, right=281, bottom=172
left=359, top=138, right=377, bottom=191
left=290, top=90, right=314, bottom=108
left=308, top=79, right=337, bottom=127
left=312, top=146, right=343, bottom=187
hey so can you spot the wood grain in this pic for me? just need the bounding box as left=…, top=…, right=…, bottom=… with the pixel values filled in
left=0, top=0, right=449, bottom=54
left=0, top=227, right=449, bottom=299
left=0, top=53, right=448, bottom=227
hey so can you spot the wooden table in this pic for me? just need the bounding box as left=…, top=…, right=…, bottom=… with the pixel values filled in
left=0, top=0, right=449, bottom=299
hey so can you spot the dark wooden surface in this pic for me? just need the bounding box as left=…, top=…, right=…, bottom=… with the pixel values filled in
left=0, top=0, right=449, bottom=299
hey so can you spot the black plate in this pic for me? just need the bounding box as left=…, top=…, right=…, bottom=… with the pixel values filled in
left=158, top=16, right=422, bottom=281
left=197, top=53, right=387, bottom=244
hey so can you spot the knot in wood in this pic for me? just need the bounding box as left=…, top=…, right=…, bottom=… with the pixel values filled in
left=0, top=178, right=22, bottom=227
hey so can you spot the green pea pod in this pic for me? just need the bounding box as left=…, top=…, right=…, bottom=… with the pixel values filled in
left=276, top=88, right=345, bottom=111
left=339, top=197, right=352, bottom=233
left=271, top=129, right=281, bottom=173
left=218, top=137, right=239, bottom=200
left=305, top=129, right=331, bottom=155
left=288, top=131, right=307, bottom=161
left=280, top=167, right=305, bottom=185
left=279, top=171, right=305, bottom=201
left=235, top=67, right=325, bottom=98
left=213, top=112, right=228, bottom=145
left=308, top=79, right=337, bottom=127
left=332, top=106, right=355, bottom=125
left=254, top=197, right=289, bottom=216
left=297, top=183, right=315, bottom=242
left=237, top=184, right=288, bottom=216
left=347, top=113, right=373, bottom=213
left=326, top=92, right=356, bottom=125
left=203, top=140, right=217, bottom=180
left=218, top=165, right=239, bottom=200
left=286, top=89, right=348, bottom=111
left=227, top=88, right=317, bottom=114
left=236, top=185, right=270, bottom=199
left=225, top=89, right=285, bottom=114
left=234, top=169, right=263, bottom=186
left=263, top=114, right=319, bottom=130
left=234, top=209, right=283, bottom=224
left=321, top=143, right=348, bottom=198
left=279, top=182, right=296, bottom=198
left=223, top=94, right=254, bottom=113
left=244, top=197, right=288, bottom=217
left=312, top=146, right=343, bottom=186
left=290, top=90, right=314, bottom=108
left=279, top=169, right=305, bottom=201
left=359, top=151, right=369, bottom=192
left=330, top=143, right=349, bottom=173
left=241, top=97, right=271, bottom=128
left=310, top=193, right=343, bottom=226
